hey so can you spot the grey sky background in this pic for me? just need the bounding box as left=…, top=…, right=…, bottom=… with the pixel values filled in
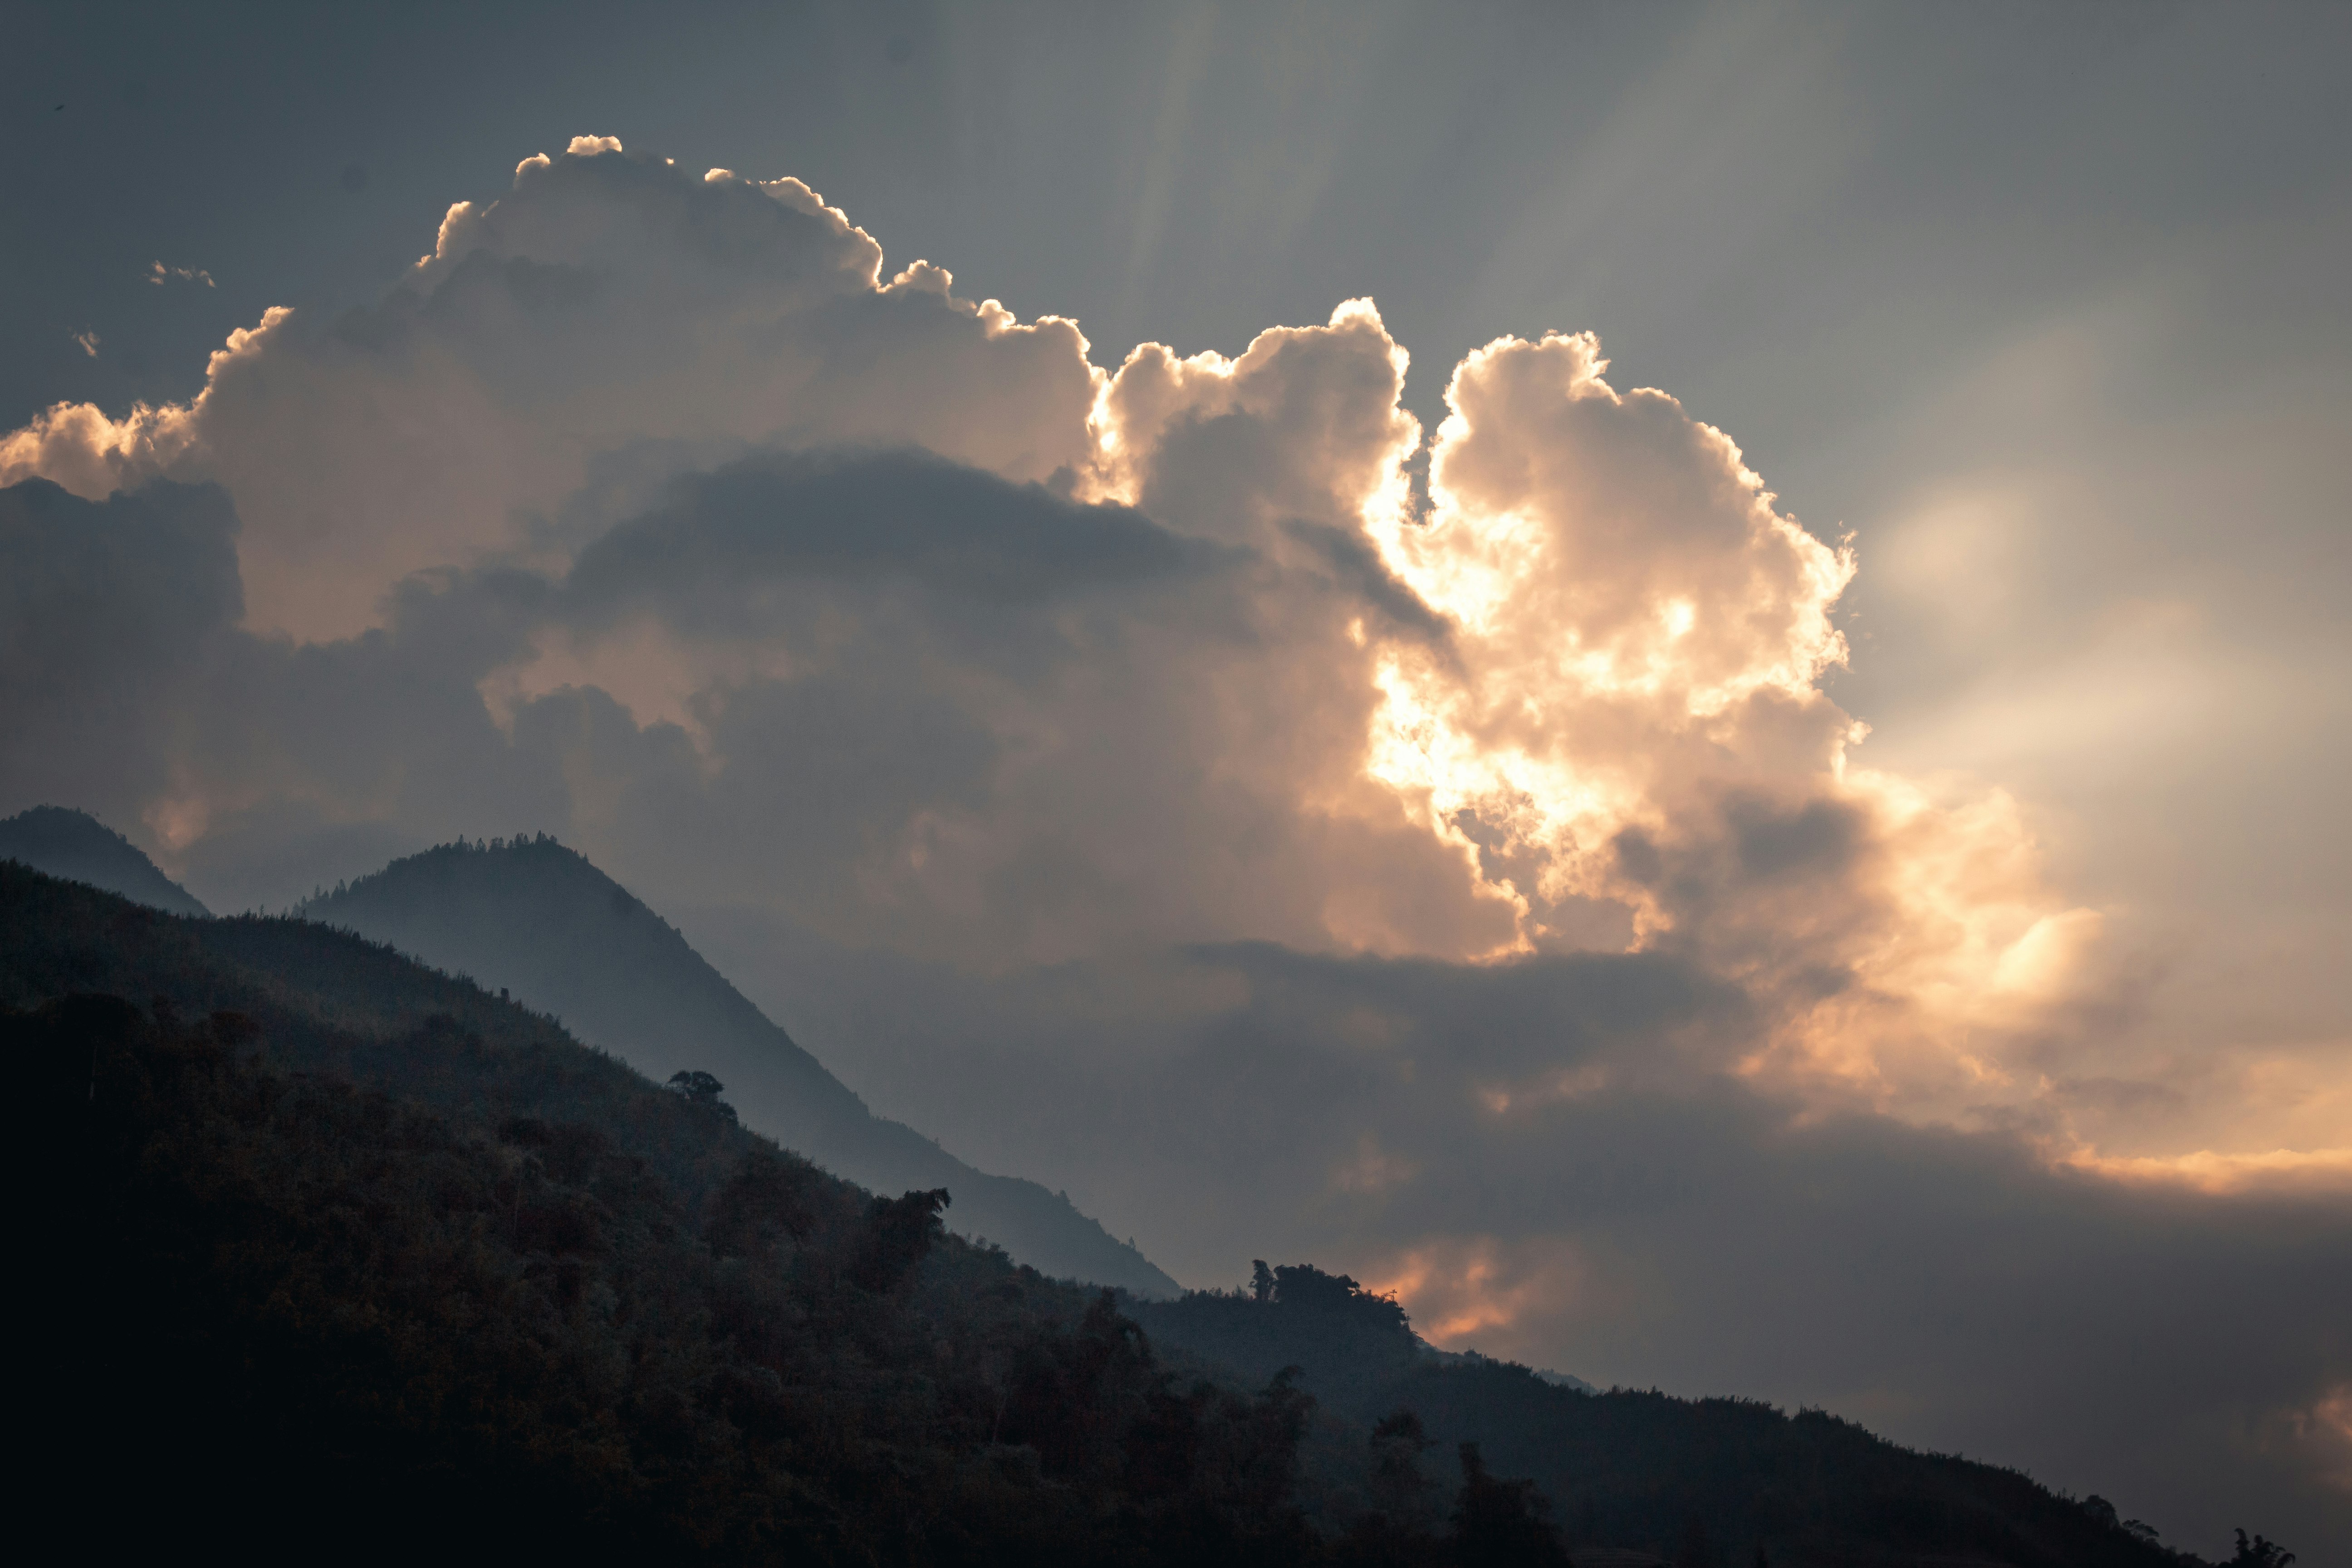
left=5, top=2, right=2348, bottom=1556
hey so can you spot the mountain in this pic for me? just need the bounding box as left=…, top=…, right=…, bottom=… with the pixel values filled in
left=1417, top=1338, right=1597, bottom=1394
left=296, top=835, right=1178, bottom=1297
left=3, top=862, right=1315, bottom=1563
left=1128, top=1264, right=2196, bottom=1568
left=0, top=862, right=2227, bottom=1565
left=0, top=804, right=208, bottom=916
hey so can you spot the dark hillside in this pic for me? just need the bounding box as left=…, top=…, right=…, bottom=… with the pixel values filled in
left=0, top=865, right=2237, bottom=1566
left=1132, top=1267, right=2198, bottom=1568
left=292, top=836, right=1176, bottom=1295
left=6, top=866, right=1314, bottom=1564
left=0, top=803, right=209, bottom=915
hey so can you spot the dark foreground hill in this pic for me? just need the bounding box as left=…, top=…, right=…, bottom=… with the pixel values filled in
left=294, top=836, right=1175, bottom=1295
left=2, top=862, right=2230, bottom=1567
left=1131, top=1268, right=2218, bottom=1568
left=0, top=803, right=209, bottom=915
left=5, top=863, right=1298, bottom=1563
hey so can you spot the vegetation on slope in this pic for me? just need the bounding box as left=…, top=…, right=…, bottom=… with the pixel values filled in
left=1133, top=1268, right=2214, bottom=1568
left=10, top=864, right=1318, bottom=1563
left=0, top=803, right=209, bottom=914
left=297, top=835, right=1176, bottom=1295
left=3, top=862, right=2272, bottom=1565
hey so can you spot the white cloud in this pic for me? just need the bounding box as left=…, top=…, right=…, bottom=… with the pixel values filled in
left=148, top=260, right=216, bottom=287
left=5, top=137, right=2325, bottom=1157
left=12, top=146, right=1099, bottom=642
left=1, top=138, right=2310, bottom=1151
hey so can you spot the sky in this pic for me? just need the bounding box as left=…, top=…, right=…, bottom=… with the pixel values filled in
left=4, top=1, right=2348, bottom=1554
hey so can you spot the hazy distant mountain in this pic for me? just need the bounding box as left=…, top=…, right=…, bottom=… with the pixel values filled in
left=0, top=805, right=208, bottom=916
left=298, top=836, right=1178, bottom=1296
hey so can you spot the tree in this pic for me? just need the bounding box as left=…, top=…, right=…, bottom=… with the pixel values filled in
left=854, top=1186, right=951, bottom=1291
left=704, top=1146, right=818, bottom=1259
left=1369, top=1408, right=1437, bottom=1521
left=2227, top=1529, right=2296, bottom=1568
left=1450, top=1441, right=1567, bottom=1566
left=665, top=1069, right=737, bottom=1122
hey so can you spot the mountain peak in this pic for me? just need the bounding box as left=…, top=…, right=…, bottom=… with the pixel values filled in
left=301, top=835, right=1180, bottom=1297
left=0, top=806, right=208, bottom=917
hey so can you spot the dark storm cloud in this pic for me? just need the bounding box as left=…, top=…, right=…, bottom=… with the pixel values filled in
left=0, top=479, right=240, bottom=827
left=567, top=450, right=1224, bottom=618
left=1279, top=518, right=1452, bottom=644
left=1724, top=795, right=1865, bottom=885
left=1186, top=939, right=1748, bottom=1081
left=0, top=477, right=563, bottom=896
left=0, top=438, right=1459, bottom=963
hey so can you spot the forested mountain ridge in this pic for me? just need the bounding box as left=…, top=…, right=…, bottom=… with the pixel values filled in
left=291, top=835, right=1176, bottom=1296
left=6, top=862, right=1313, bottom=1563
left=3, top=861, right=2241, bottom=1566
left=1131, top=1269, right=2207, bottom=1568
left=0, top=803, right=209, bottom=915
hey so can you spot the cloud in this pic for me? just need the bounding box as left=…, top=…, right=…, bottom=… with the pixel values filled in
left=3, top=137, right=2345, bottom=1555
left=3, top=135, right=2330, bottom=1175
left=519, top=433, right=1498, bottom=966
left=10, top=141, right=1099, bottom=642
left=565, top=449, right=1220, bottom=618
left=2064, top=1144, right=2352, bottom=1195
left=0, top=479, right=243, bottom=835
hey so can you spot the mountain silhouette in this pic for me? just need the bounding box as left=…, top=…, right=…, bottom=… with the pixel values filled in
left=0, top=805, right=208, bottom=916
left=3, top=861, right=1306, bottom=1562
left=297, top=834, right=1177, bottom=1296
left=0, top=858, right=2227, bottom=1566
